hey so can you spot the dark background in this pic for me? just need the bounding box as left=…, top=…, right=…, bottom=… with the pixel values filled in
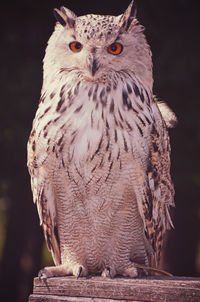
left=0, top=1, right=199, bottom=301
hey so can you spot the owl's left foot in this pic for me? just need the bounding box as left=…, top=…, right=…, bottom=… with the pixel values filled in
left=121, top=264, right=138, bottom=278
left=102, top=262, right=139, bottom=278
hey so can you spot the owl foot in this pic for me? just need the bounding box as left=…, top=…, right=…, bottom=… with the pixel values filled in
left=38, top=265, right=67, bottom=281
left=38, top=263, right=88, bottom=280
left=121, top=262, right=152, bottom=278
left=122, top=266, right=138, bottom=278
left=102, top=263, right=139, bottom=278
left=120, top=262, right=140, bottom=278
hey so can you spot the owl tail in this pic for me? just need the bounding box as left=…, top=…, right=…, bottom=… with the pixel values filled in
left=134, top=263, right=173, bottom=277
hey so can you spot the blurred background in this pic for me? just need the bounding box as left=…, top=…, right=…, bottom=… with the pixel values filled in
left=0, top=0, right=199, bottom=301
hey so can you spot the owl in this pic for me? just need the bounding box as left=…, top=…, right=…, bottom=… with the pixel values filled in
left=27, top=1, right=177, bottom=279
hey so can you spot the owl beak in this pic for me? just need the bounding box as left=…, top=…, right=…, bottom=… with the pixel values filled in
left=91, top=58, right=99, bottom=77
left=88, top=51, right=99, bottom=77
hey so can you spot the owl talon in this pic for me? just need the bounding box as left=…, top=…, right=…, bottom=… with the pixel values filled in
left=107, top=267, right=111, bottom=278
left=102, top=266, right=116, bottom=278
left=38, top=268, right=53, bottom=281
left=76, top=266, right=83, bottom=279
left=106, top=267, right=113, bottom=278
left=74, top=265, right=88, bottom=278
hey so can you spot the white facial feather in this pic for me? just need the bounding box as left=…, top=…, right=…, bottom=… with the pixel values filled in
left=43, top=11, right=153, bottom=90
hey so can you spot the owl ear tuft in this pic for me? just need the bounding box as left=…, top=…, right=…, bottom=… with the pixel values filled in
left=53, top=7, right=77, bottom=28
left=53, top=9, right=67, bottom=26
left=120, top=0, right=137, bottom=31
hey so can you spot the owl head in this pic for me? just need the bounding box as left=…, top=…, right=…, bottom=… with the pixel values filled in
left=44, top=1, right=152, bottom=89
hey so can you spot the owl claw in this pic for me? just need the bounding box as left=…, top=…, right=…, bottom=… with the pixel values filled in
left=102, top=267, right=116, bottom=278
left=38, top=268, right=53, bottom=281
left=106, top=267, right=113, bottom=278
left=76, top=266, right=83, bottom=279
left=75, top=265, right=88, bottom=278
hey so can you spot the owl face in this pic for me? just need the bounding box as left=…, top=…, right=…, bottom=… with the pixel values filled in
left=46, top=1, right=152, bottom=88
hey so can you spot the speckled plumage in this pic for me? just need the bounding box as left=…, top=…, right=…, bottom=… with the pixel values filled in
left=27, top=1, right=177, bottom=279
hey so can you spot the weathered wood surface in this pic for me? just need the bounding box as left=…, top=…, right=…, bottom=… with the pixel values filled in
left=29, top=276, right=200, bottom=302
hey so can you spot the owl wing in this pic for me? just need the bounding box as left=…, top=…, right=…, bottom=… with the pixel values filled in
left=27, top=127, right=61, bottom=266
left=154, top=96, right=178, bottom=129
left=133, top=101, right=175, bottom=266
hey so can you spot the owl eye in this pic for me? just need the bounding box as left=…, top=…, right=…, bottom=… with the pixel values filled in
left=69, top=41, right=83, bottom=52
left=107, top=42, right=123, bottom=55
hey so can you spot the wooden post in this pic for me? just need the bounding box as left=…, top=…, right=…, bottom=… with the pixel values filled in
left=29, top=276, right=200, bottom=302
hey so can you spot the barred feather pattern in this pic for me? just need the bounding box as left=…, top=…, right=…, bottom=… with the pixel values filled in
left=27, top=1, right=175, bottom=278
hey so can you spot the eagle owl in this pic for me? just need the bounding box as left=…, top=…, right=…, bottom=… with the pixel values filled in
left=27, top=1, right=177, bottom=279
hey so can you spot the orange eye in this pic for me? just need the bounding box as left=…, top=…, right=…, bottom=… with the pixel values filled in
left=107, top=42, right=123, bottom=55
left=69, top=41, right=83, bottom=52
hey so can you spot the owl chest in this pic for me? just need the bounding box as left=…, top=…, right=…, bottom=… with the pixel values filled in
left=41, top=81, right=151, bottom=198
left=55, top=143, right=138, bottom=230
left=52, top=100, right=148, bottom=189
left=39, top=78, right=152, bottom=171
left=57, top=121, right=137, bottom=208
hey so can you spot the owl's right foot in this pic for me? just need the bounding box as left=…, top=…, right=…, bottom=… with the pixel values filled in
left=38, top=263, right=88, bottom=280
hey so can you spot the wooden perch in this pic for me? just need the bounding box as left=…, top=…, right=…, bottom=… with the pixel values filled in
left=29, top=276, right=200, bottom=302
